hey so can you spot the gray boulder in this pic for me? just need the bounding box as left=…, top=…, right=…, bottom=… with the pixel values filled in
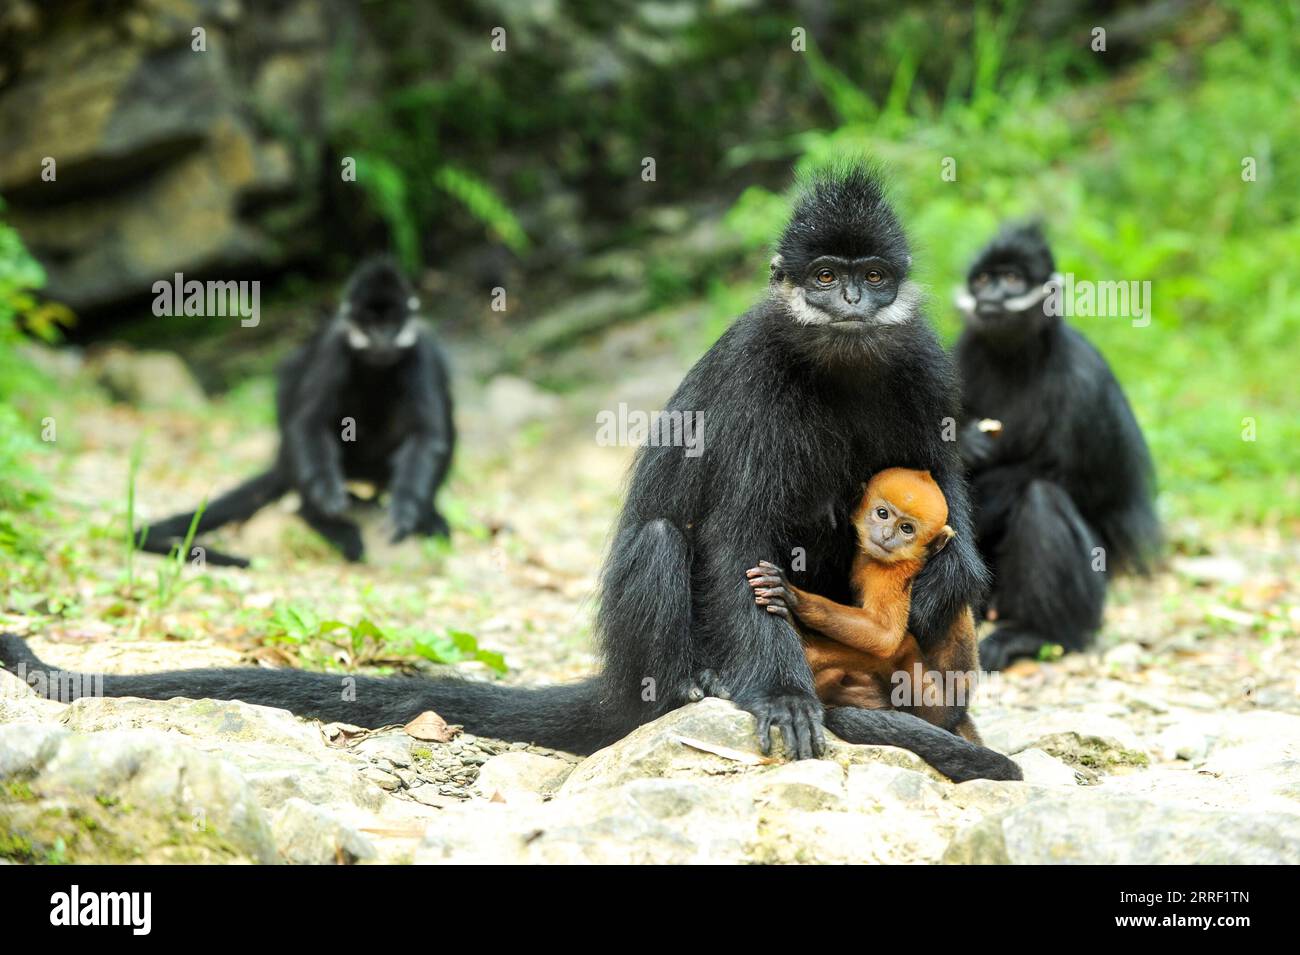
left=944, top=794, right=1300, bottom=864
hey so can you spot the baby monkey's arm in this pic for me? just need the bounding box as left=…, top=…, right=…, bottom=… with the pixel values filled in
left=746, top=560, right=911, bottom=659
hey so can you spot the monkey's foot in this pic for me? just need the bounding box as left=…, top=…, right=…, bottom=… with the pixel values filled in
left=977, top=627, right=1048, bottom=671
left=338, top=536, right=365, bottom=563
left=687, top=668, right=732, bottom=702
left=424, top=512, right=451, bottom=539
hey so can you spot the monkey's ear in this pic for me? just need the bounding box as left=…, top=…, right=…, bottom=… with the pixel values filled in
left=926, top=525, right=956, bottom=558
left=769, top=254, right=786, bottom=283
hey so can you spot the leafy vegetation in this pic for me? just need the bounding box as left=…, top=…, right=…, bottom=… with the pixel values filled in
left=263, top=605, right=506, bottom=675
left=709, top=0, right=1299, bottom=522
left=0, top=3, right=1293, bottom=684
left=0, top=203, right=67, bottom=559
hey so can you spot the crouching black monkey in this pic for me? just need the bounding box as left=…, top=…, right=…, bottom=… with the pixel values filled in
left=134, top=258, right=455, bottom=567
left=954, top=223, right=1158, bottom=670
left=5, top=164, right=1019, bottom=782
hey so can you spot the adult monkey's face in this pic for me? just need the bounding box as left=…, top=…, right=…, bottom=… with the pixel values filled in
left=339, top=258, right=424, bottom=368
left=970, top=263, right=1029, bottom=315
left=769, top=163, right=921, bottom=338
left=956, top=222, right=1060, bottom=338
left=795, top=255, right=902, bottom=325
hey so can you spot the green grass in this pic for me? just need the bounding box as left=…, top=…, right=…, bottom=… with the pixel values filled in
left=707, top=0, right=1300, bottom=523
left=1, top=2, right=1295, bottom=549
left=262, top=604, right=506, bottom=675
left=0, top=203, right=62, bottom=561
left=148, top=498, right=207, bottom=611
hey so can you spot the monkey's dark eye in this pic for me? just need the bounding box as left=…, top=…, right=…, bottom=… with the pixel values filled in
left=972, top=273, right=990, bottom=289
left=816, top=269, right=836, bottom=285
left=866, top=269, right=884, bottom=285
left=1002, top=271, right=1026, bottom=291
left=875, top=507, right=889, bottom=520
left=900, top=523, right=915, bottom=535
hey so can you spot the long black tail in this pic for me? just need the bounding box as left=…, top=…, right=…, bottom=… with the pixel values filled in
left=1, top=634, right=1021, bottom=779
left=825, top=706, right=1023, bottom=783
left=0, top=634, right=617, bottom=755
left=134, top=467, right=291, bottom=568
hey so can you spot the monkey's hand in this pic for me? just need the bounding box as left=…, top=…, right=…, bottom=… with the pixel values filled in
left=746, top=560, right=798, bottom=618
left=388, top=496, right=423, bottom=543
left=306, top=476, right=350, bottom=517
left=958, top=420, right=1000, bottom=469
left=736, top=690, right=825, bottom=760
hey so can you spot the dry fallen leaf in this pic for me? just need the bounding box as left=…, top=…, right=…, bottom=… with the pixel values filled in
left=676, top=736, right=774, bottom=765
left=404, top=710, right=458, bottom=742
left=247, top=645, right=298, bottom=668
left=358, top=826, right=429, bottom=839
left=320, top=722, right=370, bottom=747
left=1206, top=605, right=1257, bottom=627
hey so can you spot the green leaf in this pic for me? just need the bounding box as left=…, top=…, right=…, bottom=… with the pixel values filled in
left=433, top=165, right=530, bottom=254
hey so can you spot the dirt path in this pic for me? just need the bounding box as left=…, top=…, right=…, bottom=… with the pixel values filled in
left=11, top=320, right=1297, bottom=710
left=2, top=318, right=1297, bottom=863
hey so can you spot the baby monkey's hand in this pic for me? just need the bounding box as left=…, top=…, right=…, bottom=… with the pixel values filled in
left=746, top=560, right=798, bottom=618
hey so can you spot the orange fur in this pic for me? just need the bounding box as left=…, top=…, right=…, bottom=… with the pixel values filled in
left=778, top=468, right=979, bottom=738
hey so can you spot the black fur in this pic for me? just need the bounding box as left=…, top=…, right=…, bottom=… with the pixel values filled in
left=966, top=220, right=1055, bottom=286
left=13, top=166, right=1018, bottom=782
left=824, top=708, right=1022, bottom=782
left=135, top=258, right=455, bottom=566
left=0, top=633, right=1019, bottom=781
left=956, top=223, right=1158, bottom=669
left=0, top=633, right=606, bottom=754
left=774, top=162, right=910, bottom=278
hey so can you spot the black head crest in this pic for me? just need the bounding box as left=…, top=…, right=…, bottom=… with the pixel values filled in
left=969, top=220, right=1055, bottom=283
left=775, top=162, right=910, bottom=279
left=345, top=256, right=414, bottom=312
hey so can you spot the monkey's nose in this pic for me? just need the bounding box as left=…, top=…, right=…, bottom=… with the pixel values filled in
left=843, top=287, right=862, bottom=305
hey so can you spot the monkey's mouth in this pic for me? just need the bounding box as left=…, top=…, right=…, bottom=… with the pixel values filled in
left=862, top=539, right=894, bottom=559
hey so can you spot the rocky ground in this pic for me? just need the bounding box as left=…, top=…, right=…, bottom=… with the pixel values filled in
left=4, top=677, right=1299, bottom=864
left=2, top=316, right=1298, bottom=864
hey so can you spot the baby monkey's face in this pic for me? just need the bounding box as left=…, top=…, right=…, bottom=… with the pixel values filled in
left=858, top=496, right=936, bottom=561
left=852, top=468, right=953, bottom=563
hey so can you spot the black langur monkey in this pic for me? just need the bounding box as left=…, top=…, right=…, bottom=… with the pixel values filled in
left=954, top=223, right=1158, bottom=670
left=134, top=258, right=455, bottom=567
left=4, top=164, right=1018, bottom=782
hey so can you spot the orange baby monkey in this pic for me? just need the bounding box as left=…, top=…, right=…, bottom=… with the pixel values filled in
left=746, top=468, right=983, bottom=741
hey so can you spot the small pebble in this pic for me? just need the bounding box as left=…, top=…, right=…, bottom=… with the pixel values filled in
left=360, top=767, right=402, bottom=791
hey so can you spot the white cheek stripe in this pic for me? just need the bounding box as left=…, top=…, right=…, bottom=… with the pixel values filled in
left=954, top=287, right=977, bottom=317
left=1003, top=272, right=1062, bottom=311
left=786, top=279, right=921, bottom=326
left=346, top=323, right=370, bottom=348
left=787, top=286, right=830, bottom=326
left=874, top=280, right=921, bottom=326
left=394, top=317, right=421, bottom=348
left=956, top=272, right=1062, bottom=316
